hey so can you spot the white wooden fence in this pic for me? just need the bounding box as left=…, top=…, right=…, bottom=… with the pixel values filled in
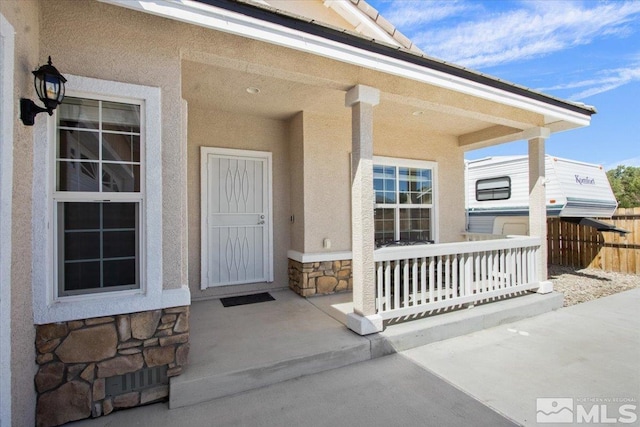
left=374, top=236, right=543, bottom=320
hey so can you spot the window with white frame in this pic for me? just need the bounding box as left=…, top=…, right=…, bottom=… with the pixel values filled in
left=54, top=96, right=143, bottom=296
left=373, top=158, right=436, bottom=247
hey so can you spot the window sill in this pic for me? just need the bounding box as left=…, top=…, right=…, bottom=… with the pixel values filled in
left=34, top=285, right=190, bottom=325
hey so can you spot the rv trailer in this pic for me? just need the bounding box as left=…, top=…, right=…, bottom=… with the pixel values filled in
left=465, top=155, right=621, bottom=235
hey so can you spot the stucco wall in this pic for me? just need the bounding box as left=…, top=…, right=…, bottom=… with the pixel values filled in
left=298, top=111, right=466, bottom=253
left=374, top=121, right=466, bottom=243
left=1, top=0, right=40, bottom=424
left=1, top=0, right=547, bottom=422
left=29, top=0, right=469, bottom=293
left=302, top=112, right=353, bottom=253
left=187, top=107, right=291, bottom=298
left=288, top=112, right=305, bottom=252
left=39, top=0, right=186, bottom=291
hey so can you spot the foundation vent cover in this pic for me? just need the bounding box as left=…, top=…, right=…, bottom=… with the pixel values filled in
left=105, top=366, right=168, bottom=396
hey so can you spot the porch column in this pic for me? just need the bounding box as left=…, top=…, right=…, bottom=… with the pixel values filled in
left=527, top=127, right=553, bottom=293
left=345, top=85, right=383, bottom=335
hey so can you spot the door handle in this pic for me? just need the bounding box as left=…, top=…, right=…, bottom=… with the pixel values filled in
left=258, top=220, right=265, bottom=225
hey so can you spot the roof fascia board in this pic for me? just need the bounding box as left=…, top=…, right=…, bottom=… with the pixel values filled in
left=99, top=0, right=592, bottom=127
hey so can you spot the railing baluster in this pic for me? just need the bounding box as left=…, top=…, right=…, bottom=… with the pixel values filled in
left=452, top=255, right=458, bottom=299
left=524, top=248, right=529, bottom=284
left=511, top=249, right=517, bottom=291
left=464, top=253, right=472, bottom=297
left=393, top=260, right=400, bottom=310
left=403, top=259, right=410, bottom=308
left=444, top=255, right=450, bottom=300
left=429, top=257, right=435, bottom=303
left=528, top=248, right=533, bottom=284
left=437, top=256, right=443, bottom=300
left=420, top=258, right=427, bottom=305
left=512, top=249, right=518, bottom=288
left=376, top=262, right=383, bottom=312
left=523, top=249, right=528, bottom=284
left=474, top=252, right=480, bottom=294
left=384, top=261, right=391, bottom=311
left=517, top=248, right=523, bottom=286
left=532, top=247, right=537, bottom=282
left=507, top=249, right=512, bottom=288
left=487, top=251, right=496, bottom=291
left=528, top=248, right=533, bottom=283
left=481, top=251, right=488, bottom=295
left=515, top=248, right=519, bottom=288
left=458, top=255, right=463, bottom=300
left=412, top=258, right=418, bottom=306
left=499, top=250, right=505, bottom=290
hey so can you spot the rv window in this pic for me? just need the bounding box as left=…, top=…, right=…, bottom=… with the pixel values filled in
left=476, top=176, right=511, bottom=201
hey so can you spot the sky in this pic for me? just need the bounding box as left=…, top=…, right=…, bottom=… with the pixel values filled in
left=365, top=0, right=640, bottom=170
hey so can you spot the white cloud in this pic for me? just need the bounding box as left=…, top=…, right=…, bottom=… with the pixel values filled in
left=390, top=1, right=640, bottom=69
left=538, top=62, right=640, bottom=100
left=382, top=0, right=478, bottom=27
left=605, top=156, right=640, bottom=170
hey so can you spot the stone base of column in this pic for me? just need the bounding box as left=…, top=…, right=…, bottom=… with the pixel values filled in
left=346, top=312, right=383, bottom=335
left=536, top=280, right=553, bottom=294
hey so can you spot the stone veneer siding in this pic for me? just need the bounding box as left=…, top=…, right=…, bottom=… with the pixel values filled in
left=288, top=259, right=352, bottom=297
left=34, top=306, right=190, bottom=427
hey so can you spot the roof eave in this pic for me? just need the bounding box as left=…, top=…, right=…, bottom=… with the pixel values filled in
left=198, top=0, right=595, bottom=117
left=98, top=0, right=596, bottom=125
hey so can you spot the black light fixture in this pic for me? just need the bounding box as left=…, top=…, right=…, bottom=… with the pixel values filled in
left=20, top=56, right=67, bottom=126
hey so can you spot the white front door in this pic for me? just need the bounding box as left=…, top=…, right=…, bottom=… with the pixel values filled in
left=201, top=147, right=273, bottom=288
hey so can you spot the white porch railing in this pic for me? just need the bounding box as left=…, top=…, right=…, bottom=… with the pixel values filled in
left=374, top=236, right=542, bottom=320
left=461, top=232, right=508, bottom=241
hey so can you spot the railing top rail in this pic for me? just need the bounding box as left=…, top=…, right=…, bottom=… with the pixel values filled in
left=373, top=236, right=541, bottom=262
left=460, top=232, right=508, bottom=239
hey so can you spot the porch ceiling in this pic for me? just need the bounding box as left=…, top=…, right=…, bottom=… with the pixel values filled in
left=182, top=60, right=492, bottom=136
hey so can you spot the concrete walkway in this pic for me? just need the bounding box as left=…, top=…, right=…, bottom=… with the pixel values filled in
left=68, top=289, right=638, bottom=426
left=403, top=288, right=640, bottom=426
left=69, top=354, right=517, bottom=427
left=172, top=289, right=560, bottom=408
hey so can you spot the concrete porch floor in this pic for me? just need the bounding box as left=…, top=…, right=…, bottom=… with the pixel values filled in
left=169, top=289, right=371, bottom=408
left=170, top=288, right=563, bottom=408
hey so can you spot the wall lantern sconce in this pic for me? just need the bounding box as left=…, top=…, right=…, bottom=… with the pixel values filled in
left=20, top=56, right=67, bottom=126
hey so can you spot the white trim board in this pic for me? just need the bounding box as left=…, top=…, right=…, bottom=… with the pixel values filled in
left=99, top=0, right=592, bottom=128
left=32, top=74, right=190, bottom=324
left=0, top=13, right=14, bottom=426
left=287, top=250, right=352, bottom=263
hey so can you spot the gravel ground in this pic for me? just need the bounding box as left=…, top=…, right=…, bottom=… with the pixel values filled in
left=548, top=264, right=640, bottom=307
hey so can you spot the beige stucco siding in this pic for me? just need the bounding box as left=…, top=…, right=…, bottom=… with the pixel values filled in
left=39, top=0, right=187, bottom=290
left=301, top=112, right=353, bottom=253
left=288, top=112, right=305, bottom=252
left=28, top=0, right=494, bottom=296
left=373, top=121, right=466, bottom=243
left=187, top=107, right=466, bottom=289
left=0, top=0, right=575, bottom=422
left=298, top=111, right=466, bottom=253
left=187, top=107, right=291, bottom=298
left=1, top=0, right=40, bottom=424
